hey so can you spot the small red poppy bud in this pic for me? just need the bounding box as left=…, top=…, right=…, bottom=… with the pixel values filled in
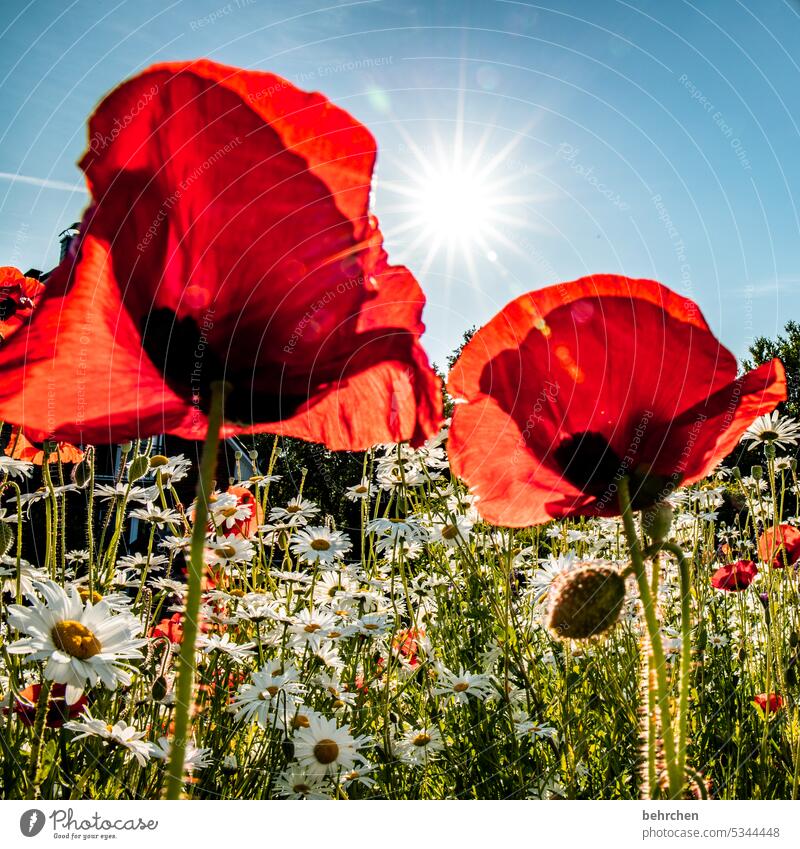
left=546, top=564, right=626, bottom=640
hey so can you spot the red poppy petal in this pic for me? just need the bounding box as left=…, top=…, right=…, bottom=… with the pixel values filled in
left=0, top=61, right=441, bottom=447
left=0, top=236, right=201, bottom=444
left=448, top=275, right=784, bottom=525
left=654, top=358, right=786, bottom=484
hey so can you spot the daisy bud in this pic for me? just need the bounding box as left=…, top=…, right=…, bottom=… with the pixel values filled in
left=751, top=465, right=763, bottom=481
left=128, top=454, right=150, bottom=482
left=642, top=502, right=673, bottom=543
left=546, top=564, right=626, bottom=640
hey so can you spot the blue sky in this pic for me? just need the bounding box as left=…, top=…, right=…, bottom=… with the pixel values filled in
left=1, top=0, right=799, bottom=368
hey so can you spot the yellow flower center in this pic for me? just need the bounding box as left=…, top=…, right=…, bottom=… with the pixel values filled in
left=362, top=623, right=379, bottom=631
left=293, top=783, right=311, bottom=794
left=214, top=544, right=237, bottom=558
left=292, top=715, right=310, bottom=729
left=286, top=505, right=301, bottom=513
left=228, top=588, right=245, bottom=598
left=260, top=686, right=279, bottom=699
left=453, top=682, right=469, bottom=693
left=310, top=539, right=331, bottom=551
left=355, top=486, right=368, bottom=494
left=149, top=455, right=169, bottom=468
left=77, top=587, right=103, bottom=604
left=51, top=620, right=102, bottom=659
left=304, top=623, right=322, bottom=633
left=313, top=739, right=340, bottom=765
left=412, top=733, right=432, bottom=747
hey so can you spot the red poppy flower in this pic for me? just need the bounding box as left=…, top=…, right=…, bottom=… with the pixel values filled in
left=758, top=524, right=800, bottom=569
left=0, top=266, right=44, bottom=342
left=447, top=275, right=786, bottom=527
left=151, top=613, right=184, bottom=644
left=0, top=61, right=441, bottom=449
left=753, top=693, right=783, bottom=715
left=710, top=560, right=758, bottom=591
left=4, top=426, right=84, bottom=465
left=214, top=485, right=263, bottom=538
left=9, top=683, right=87, bottom=728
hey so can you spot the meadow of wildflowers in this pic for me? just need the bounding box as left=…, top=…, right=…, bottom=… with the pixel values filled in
left=1, top=411, right=800, bottom=800
left=0, top=59, right=798, bottom=803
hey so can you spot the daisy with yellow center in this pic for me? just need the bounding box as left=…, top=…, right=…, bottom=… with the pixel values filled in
left=290, top=526, right=352, bottom=566
left=7, top=581, right=146, bottom=704
left=293, top=714, right=369, bottom=776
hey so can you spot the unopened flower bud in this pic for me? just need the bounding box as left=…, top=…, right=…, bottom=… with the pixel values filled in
left=731, top=466, right=741, bottom=480
left=128, top=454, right=150, bottom=482
left=546, top=564, right=626, bottom=640
left=248, top=450, right=258, bottom=461
left=71, top=459, right=92, bottom=488
left=0, top=523, right=14, bottom=557
left=642, top=502, right=673, bottom=543
left=751, top=465, right=763, bottom=481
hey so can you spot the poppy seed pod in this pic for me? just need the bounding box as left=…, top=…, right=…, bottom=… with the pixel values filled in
left=546, top=564, right=626, bottom=640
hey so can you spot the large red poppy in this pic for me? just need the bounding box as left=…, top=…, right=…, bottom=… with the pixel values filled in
left=0, top=267, right=44, bottom=342
left=757, top=524, right=800, bottom=569
left=711, top=560, right=758, bottom=591
left=448, top=276, right=786, bottom=526
left=0, top=61, right=441, bottom=449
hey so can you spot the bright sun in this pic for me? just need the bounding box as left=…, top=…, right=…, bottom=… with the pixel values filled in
left=379, top=129, right=532, bottom=275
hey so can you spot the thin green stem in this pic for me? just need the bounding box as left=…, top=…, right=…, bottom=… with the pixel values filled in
left=165, top=381, right=226, bottom=800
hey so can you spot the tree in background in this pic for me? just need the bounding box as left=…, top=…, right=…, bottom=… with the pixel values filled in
left=743, top=320, right=800, bottom=418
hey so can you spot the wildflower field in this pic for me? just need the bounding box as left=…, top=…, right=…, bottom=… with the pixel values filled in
left=0, top=59, right=798, bottom=803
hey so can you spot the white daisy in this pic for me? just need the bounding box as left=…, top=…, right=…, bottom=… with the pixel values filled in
left=63, top=712, right=151, bottom=766
left=293, top=714, right=368, bottom=776
left=7, top=581, right=146, bottom=704
left=742, top=411, right=800, bottom=451
left=396, top=726, right=444, bottom=765
left=149, top=736, right=212, bottom=771
left=290, top=526, right=351, bottom=565
left=269, top=498, right=319, bottom=525
left=231, top=663, right=305, bottom=727
left=0, top=456, right=34, bottom=480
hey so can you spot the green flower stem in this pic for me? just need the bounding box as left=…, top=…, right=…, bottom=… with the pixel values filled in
left=660, top=540, right=692, bottom=783
left=165, top=381, right=226, bottom=800
left=618, top=477, right=681, bottom=798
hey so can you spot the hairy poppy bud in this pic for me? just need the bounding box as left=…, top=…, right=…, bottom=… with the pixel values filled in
left=546, top=565, right=626, bottom=640
left=71, top=459, right=92, bottom=488
left=642, top=502, right=673, bottom=543
left=128, top=454, right=149, bottom=482
left=0, top=522, right=14, bottom=557
left=151, top=675, right=168, bottom=702
left=751, top=465, right=763, bottom=481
